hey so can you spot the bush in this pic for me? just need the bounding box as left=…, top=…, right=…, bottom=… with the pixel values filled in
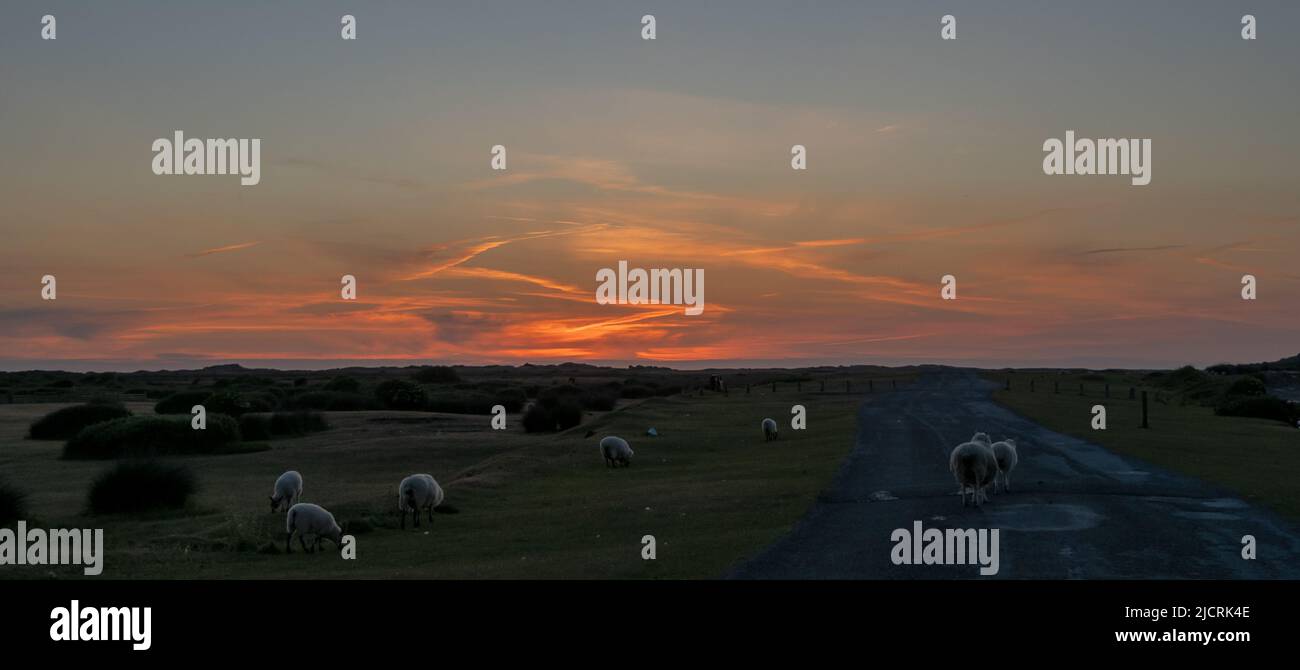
left=29, top=403, right=133, bottom=440
left=63, top=414, right=242, bottom=459
left=552, top=399, right=584, bottom=430
left=154, top=390, right=213, bottom=414
left=287, top=391, right=378, bottom=411
left=0, top=479, right=28, bottom=524
left=522, top=403, right=554, bottom=433
left=203, top=389, right=279, bottom=417
left=375, top=379, right=428, bottom=410
left=88, top=461, right=197, bottom=514
left=241, top=411, right=330, bottom=440
left=1215, top=396, right=1297, bottom=424
left=324, top=376, right=361, bottom=393
left=412, top=366, right=461, bottom=384
left=426, top=390, right=497, bottom=414
left=620, top=385, right=654, bottom=399
left=1223, top=377, right=1267, bottom=399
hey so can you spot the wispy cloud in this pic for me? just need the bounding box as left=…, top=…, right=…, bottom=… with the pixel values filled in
left=188, top=241, right=261, bottom=258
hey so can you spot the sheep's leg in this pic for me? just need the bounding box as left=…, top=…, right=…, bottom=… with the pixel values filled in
left=413, top=509, right=420, bottom=528
left=400, top=508, right=406, bottom=530
left=1005, top=473, right=1012, bottom=492
left=428, top=506, right=435, bottom=523
left=300, top=535, right=311, bottom=553
left=285, top=531, right=293, bottom=554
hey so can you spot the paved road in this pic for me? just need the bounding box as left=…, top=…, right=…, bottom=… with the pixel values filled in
left=731, top=368, right=1300, bottom=579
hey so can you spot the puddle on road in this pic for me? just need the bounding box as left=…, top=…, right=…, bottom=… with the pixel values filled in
left=982, top=504, right=1103, bottom=532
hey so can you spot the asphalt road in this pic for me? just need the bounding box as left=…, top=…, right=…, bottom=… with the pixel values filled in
left=731, top=368, right=1300, bottom=579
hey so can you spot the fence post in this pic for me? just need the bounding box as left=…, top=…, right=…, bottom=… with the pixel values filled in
left=1054, top=381, right=1059, bottom=394
left=1005, top=378, right=1011, bottom=391
left=1141, top=391, right=1149, bottom=428
left=820, top=380, right=825, bottom=392
left=772, top=382, right=777, bottom=393
left=868, top=379, right=874, bottom=393
left=1030, top=380, right=1035, bottom=392
left=1129, top=386, right=1136, bottom=400
left=746, top=384, right=750, bottom=394
left=1105, top=384, right=1110, bottom=398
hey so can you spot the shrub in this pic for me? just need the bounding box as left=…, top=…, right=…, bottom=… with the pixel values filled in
left=620, top=385, right=654, bottom=399
left=1223, top=377, right=1267, bottom=399
left=63, top=414, right=241, bottom=459
left=0, top=479, right=28, bottom=524
left=1215, top=396, right=1297, bottom=424
left=324, top=376, right=361, bottom=393
left=426, top=390, right=497, bottom=414
left=293, top=378, right=308, bottom=387
left=287, top=391, right=378, bottom=411
left=412, top=366, right=461, bottom=384
left=522, top=403, right=554, bottom=433
left=240, top=412, right=328, bottom=440
left=154, top=390, right=213, bottom=414
left=29, top=403, right=133, bottom=440
left=203, top=389, right=279, bottom=417
left=552, top=399, right=584, bottom=430
left=375, top=379, right=428, bottom=410
left=88, top=461, right=197, bottom=514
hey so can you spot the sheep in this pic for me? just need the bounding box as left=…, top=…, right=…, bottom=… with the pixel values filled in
left=398, top=474, right=456, bottom=529
left=991, top=439, right=1019, bottom=493
left=285, top=503, right=344, bottom=554
left=599, top=435, right=634, bottom=468
left=269, top=470, right=303, bottom=513
left=970, top=432, right=992, bottom=447
left=762, top=418, right=779, bottom=441
left=949, top=440, right=998, bottom=507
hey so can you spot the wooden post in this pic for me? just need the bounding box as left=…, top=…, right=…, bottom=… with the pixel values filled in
left=1129, top=386, right=1136, bottom=400
left=1105, top=384, right=1110, bottom=398
left=1030, top=380, right=1035, bottom=392
left=868, top=379, right=874, bottom=393
left=772, top=382, right=777, bottom=393
left=1054, top=381, right=1060, bottom=394
left=746, top=384, right=750, bottom=394
left=1141, top=391, right=1149, bottom=429
left=892, top=379, right=897, bottom=390
left=820, top=380, right=825, bottom=392
left=1005, top=378, right=1011, bottom=391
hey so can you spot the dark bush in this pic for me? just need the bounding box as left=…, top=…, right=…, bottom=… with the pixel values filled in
left=620, top=385, right=654, bottom=399
left=293, top=377, right=308, bottom=387
left=412, top=366, right=461, bottom=384
left=0, top=479, right=28, bottom=524
left=88, top=461, right=197, bottom=514
left=1223, top=377, right=1267, bottom=399
left=202, top=389, right=279, bottom=417
left=29, top=403, right=133, bottom=440
left=287, top=391, right=379, bottom=411
left=63, top=414, right=241, bottom=459
left=1215, top=395, right=1297, bottom=424
left=552, top=399, right=584, bottom=430
left=154, top=390, right=213, bottom=414
left=522, top=403, right=554, bottom=433
left=240, top=412, right=328, bottom=440
left=324, top=376, right=361, bottom=393
left=375, top=379, right=428, bottom=410
left=426, top=390, right=499, bottom=414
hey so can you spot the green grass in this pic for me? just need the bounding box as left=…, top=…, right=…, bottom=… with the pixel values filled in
left=990, top=371, right=1300, bottom=520
left=0, top=385, right=875, bottom=579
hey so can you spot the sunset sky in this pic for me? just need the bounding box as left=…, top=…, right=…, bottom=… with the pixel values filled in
left=2, top=1, right=1298, bottom=371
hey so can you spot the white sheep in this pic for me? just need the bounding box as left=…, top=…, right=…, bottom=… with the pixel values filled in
left=970, top=432, right=992, bottom=447
left=762, top=418, right=778, bottom=441
left=269, top=470, right=303, bottom=513
left=285, top=503, right=344, bottom=554
left=398, top=474, right=450, bottom=529
left=949, top=440, right=998, bottom=507
left=599, top=435, right=634, bottom=468
left=991, top=439, right=1019, bottom=493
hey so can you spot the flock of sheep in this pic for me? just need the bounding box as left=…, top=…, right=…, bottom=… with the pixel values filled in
left=269, top=417, right=784, bottom=553
left=269, top=469, right=454, bottom=553
left=949, top=432, right=1019, bottom=507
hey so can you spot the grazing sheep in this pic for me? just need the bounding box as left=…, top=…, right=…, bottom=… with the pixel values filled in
left=398, top=474, right=452, bottom=529
left=285, top=503, right=343, bottom=554
left=762, top=418, right=779, bottom=441
left=949, top=441, right=998, bottom=507
left=269, top=470, right=303, bottom=513
left=991, top=439, right=1019, bottom=493
left=599, top=436, right=634, bottom=468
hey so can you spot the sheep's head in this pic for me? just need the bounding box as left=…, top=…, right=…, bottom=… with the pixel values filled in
left=971, top=432, right=991, bottom=445
left=268, top=495, right=279, bottom=512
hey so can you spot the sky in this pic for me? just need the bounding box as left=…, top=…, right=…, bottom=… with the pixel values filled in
left=1, top=0, right=1298, bottom=371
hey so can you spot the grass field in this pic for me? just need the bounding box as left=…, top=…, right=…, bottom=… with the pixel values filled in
left=0, top=382, right=895, bottom=579
left=990, top=371, right=1300, bottom=521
